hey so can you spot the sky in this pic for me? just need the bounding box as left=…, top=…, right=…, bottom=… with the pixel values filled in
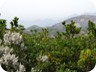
left=0, top=0, right=96, bottom=28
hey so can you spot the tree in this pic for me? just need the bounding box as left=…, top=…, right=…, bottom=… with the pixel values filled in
left=0, top=19, right=6, bottom=39
left=62, top=20, right=81, bottom=38
left=10, top=17, right=19, bottom=31
left=88, top=20, right=96, bottom=37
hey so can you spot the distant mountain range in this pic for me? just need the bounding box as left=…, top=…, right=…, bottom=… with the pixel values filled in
left=24, top=15, right=96, bottom=36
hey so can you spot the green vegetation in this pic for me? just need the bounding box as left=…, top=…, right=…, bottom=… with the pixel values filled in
left=0, top=19, right=6, bottom=39
left=0, top=17, right=96, bottom=72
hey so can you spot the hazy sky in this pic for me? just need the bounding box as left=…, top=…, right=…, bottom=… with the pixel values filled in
left=0, top=0, right=96, bottom=28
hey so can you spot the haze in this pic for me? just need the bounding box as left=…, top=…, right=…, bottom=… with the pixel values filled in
left=0, top=0, right=96, bottom=28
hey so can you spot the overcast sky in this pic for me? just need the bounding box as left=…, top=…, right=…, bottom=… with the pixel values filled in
left=0, top=0, right=96, bottom=28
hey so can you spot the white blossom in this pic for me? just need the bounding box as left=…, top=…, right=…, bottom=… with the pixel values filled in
left=21, top=43, right=25, bottom=48
left=0, top=46, right=25, bottom=72
left=37, top=55, right=49, bottom=62
left=0, top=31, right=26, bottom=72
left=31, top=67, right=42, bottom=72
left=16, top=63, right=25, bottom=72
left=4, top=31, right=23, bottom=45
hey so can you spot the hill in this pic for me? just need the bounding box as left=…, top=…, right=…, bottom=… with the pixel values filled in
left=25, top=15, right=96, bottom=36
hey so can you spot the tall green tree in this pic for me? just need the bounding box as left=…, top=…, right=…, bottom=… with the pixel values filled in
left=62, top=20, right=81, bottom=38
left=0, top=19, right=6, bottom=39
left=10, top=17, right=19, bottom=31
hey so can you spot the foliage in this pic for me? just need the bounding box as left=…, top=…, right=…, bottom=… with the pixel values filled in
left=10, top=17, right=25, bottom=32
left=0, top=17, right=96, bottom=72
left=0, top=19, right=6, bottom=39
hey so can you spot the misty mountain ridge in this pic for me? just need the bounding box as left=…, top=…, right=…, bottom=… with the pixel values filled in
left=25, top=14, right=96, bottom=35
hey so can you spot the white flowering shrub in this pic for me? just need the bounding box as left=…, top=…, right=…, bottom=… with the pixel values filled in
left=0, top=46, right=25, bottom=72
left=4, top=31, right=23, bottom=45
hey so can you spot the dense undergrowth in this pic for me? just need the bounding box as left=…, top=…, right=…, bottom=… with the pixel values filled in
left=0, top=17, right=96, bottom=72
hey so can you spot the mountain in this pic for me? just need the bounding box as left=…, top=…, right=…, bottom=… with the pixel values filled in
left=65, top=15, right=96, bottom=29
left=20, top=19, right=59, bottom=28
left=26, top=25, right=42, bottom=31
left=25, top=15, right=96, bottom=36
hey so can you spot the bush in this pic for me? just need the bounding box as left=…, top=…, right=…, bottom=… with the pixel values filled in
left=0, top=17, right=96, bottom=72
